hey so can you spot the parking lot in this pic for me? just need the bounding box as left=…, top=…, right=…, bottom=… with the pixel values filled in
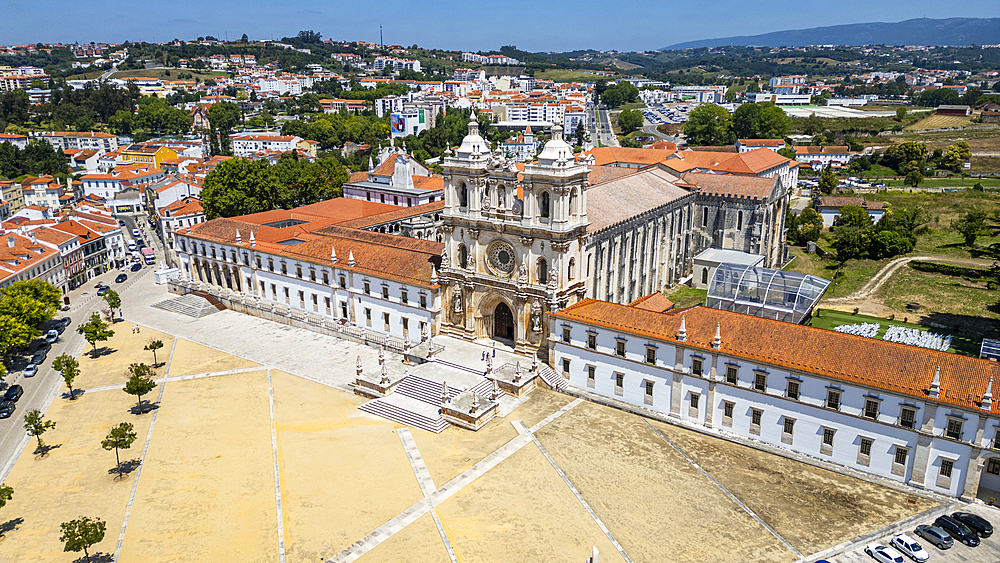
left=832, top=504, right=1000, bottom=563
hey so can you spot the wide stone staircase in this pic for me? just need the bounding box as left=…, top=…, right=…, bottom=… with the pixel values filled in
left=534, top=362, right=569, bottom=391
left=359, top=374, right=493, bottom=433
left=151, top=294, right=221, bottom=319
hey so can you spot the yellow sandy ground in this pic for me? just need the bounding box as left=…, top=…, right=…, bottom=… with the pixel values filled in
left=166, top=338, right=260, bottom=377
left=0, top=389, right=153, bottom=561
left=410, top=390, right=572, bottom=486
left=74, top=324, right=173, bottom=389
left=270, top=370, right=425, bottom=562
left=536, top=401, right=796, bottom=563
left=358, top=513, right=450, bottom=563
left=116, top=371, right=277, bottom=562
left=652, top=419, right=938, bottom=552
left=436, top=443, right=627, bottom=563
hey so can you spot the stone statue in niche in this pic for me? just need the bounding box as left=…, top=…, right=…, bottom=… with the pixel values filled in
left=518, top=263, right=528, bottom=284
left=453, top=291, right=463, bottom=313
left=531, top=299, right=542, bottom=332
left=547, top=267, right=558, bottom=289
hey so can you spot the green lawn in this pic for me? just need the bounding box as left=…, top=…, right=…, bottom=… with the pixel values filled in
left=876, top=178, right=1000, bottom=189
left=663, top=286, right=708, bottom=309
left=784, top=247, right=881, bottom=299
left=619, top=101, right=646, bottom=110
left=806, top=308, right=978, bottom=356
left=535, top=69, right=605, bottom=83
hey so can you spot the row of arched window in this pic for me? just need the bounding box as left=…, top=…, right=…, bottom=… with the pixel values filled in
left=456, top=182, right=580, bottom=220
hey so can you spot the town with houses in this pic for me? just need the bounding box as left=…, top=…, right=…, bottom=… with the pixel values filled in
left=1, top=19, right=1000, bottom=563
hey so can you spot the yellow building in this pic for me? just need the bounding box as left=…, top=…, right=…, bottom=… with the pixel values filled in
left=121, top=144, right=177, bottom=168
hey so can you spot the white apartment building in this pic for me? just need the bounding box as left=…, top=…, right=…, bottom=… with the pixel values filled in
left=230, top=134, right=302, bottom=157
left=33, top=131, right=119, bottom=153
left=374, top=57, right=421, bottom=73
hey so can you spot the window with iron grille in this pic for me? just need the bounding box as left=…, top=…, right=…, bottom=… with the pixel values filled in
left=940, top=459, right=953, bottom=478
left=615, top=340, right=625, bottom=357
left=587, top=333, right=597, bottom=350
left=692, top=358, right=703, bottom=376
left=826, top=390, right=841, bottom=410
left=899, top=407, right=916, bottom=429
left=645, top=347, right=656, bottom=364
left=894, top=448, right=908, bottom=466
left=562, top=327, right=571, bottom=343
left=783, top=418, right=795, bottom=436
left=860, top=437, right=873, bottom=456
left=823, top=428, right=835, bottom=446
left=786, top=380, right=800, bottom=400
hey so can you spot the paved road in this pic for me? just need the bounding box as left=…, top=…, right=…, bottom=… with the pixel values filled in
left=0, top=215, right=162, bottom=481
left=831, top=504, right=1000, bottom=563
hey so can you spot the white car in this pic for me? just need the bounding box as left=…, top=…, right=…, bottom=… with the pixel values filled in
left=24, top=364, right=38, bottom=377
left=890, top=534, right=929, bottom=562
left=864, top=543, right=904, bottom=563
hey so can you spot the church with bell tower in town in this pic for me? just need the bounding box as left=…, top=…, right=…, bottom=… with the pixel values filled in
left=438, top=113, right=589, bottom=356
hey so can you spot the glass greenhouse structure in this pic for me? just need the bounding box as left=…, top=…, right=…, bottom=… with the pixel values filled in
left=705, top=263, right=831, bottom=324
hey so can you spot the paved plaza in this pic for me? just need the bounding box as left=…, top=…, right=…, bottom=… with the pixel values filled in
left=0, top=273, right=987, bottom=562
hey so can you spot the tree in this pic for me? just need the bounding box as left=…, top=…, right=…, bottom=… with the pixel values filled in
left=103, top=289, right=121, bottom=320
left=240, top=33, right=249, bottom=43
left=801, top=113, right=824, bottom=135
left=683, top=104, right=732, bottom=146
left=941, top=141, right=971, bottom=172
left=52, top=354, right=80, bottom=399
left=0, top=482, right=11, bottom=509
left=904, top=169, right=923, bottom=188
left=617, top=109, right=643, bottom=135
left=0, top=279, right=61, bottom=327
left=574, top=121, right=585, bottom=146
left=818, top=168, right=839, bottom=195
left=883, top=141, right=927, bottom=174
left=144, top=338, right=164, bottom=365
left=23, top=409, right=56, bottom=452
left=123, top=363, right=157, bottom=414
left=953, top=210, right=990, bottom=247
left=777, top=146, right=796, bottom=160
left=201, top=158, right=280, bottom=218
left=795, top=208, right=824, bottom=243
left=77, top=312, right=114, bottom=356
left=832, top=227, right=869, bottom=261
left=731, top=102, right=791, bottom=140
left=59, top=516, right=106, bottom=563
left=895, top=107, right=907, bottom=121
left=869, top=230, right=913, bottom=259
left=101, top=422, right=137, bottom=479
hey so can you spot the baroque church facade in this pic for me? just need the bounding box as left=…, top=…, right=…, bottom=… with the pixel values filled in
left=437, top=114, right=791, bottom=357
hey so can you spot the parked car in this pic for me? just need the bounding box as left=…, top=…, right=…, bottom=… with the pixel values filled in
left=934, top=515, right=980, bottom=546
left=130, top=263, right=142, bottom=272
left=58, top=316, right=72, bottom=328
left=0, top=400, right=14, bottom=418
left=54, top=322, right=66, bottom=334
left=115, top=273, right=127, bottom=283
left=31, top=350, right=47, bottom=365
left=890, top=533, right=929, bottom=562
left=36, top=340, right=51, bottom=354
left=23, top=363, right=37, bottom=377
left=132, top=228, right=140, bottom=238
left=97, top=286, right=110, bottom=296
left=864, top=543, right=904, bottom=563
left=4, top=385, right=24, bottom=402
left=45, top=329, right=59, bottom=344
left=951, top=512, right=993, bottom=538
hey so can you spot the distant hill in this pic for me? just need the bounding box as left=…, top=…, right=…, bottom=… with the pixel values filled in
left=665, top=18, right=1000, bottom=50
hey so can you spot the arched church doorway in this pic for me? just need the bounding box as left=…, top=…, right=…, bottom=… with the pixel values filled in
left=494, top=302, right=515, bottom=341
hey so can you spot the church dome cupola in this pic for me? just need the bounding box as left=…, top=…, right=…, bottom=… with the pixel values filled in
left=536, top=121, right=573, bottom=167
left=454, top=111, right=487, bottom=161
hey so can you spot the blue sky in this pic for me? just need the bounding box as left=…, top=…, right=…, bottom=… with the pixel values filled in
left=1, top=0, right=996, bottom=52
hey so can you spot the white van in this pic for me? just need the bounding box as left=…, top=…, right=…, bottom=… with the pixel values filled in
left=128, top=241, right=137, bottom=252
left=132, top=228, right=140, bottom=238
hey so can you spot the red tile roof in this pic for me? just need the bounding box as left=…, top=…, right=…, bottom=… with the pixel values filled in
left=554, top=300, right=1000, bottom=413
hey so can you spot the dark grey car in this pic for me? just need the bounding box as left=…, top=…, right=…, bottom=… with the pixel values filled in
left=914, top=524, right=953, bottom=550
left=0, top=400, right=14, bottom=418
left=3, top=385, right=24, bottom=402
left=934, top=515, right=979, bottom=547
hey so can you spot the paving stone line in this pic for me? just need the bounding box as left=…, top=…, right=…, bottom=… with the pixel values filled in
left=642, top=418, right=804, bottom=559
left=71, top=366, right=267, bottom=398
left=397, top=428, right=459, bottom=563
left=267, top=368, right=288, bottom=563
left=325, top=398, right=584, bottom=563
left=515, top=420, right=635, bottom=563
left=113, top=336, right=178, bottom=562
left=397, top=428, right=438, bottom=498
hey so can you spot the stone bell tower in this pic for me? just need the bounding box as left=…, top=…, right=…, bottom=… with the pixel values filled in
left=439, top=113, right=589, bottom=358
